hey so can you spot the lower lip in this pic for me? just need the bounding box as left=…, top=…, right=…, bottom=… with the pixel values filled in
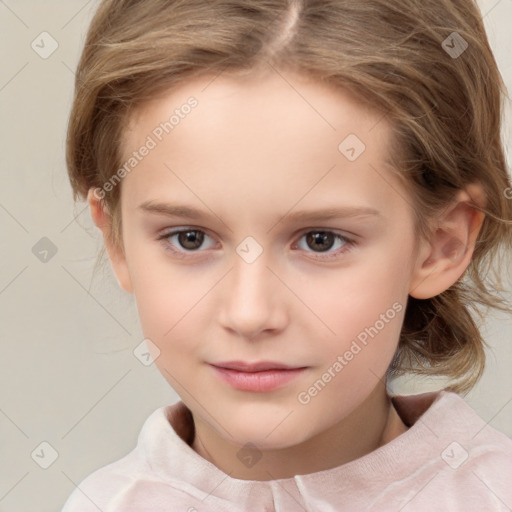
left=210, top=365, right=306, bottom=392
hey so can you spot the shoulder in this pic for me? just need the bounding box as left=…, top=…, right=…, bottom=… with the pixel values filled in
left=393, top=389, right=512, bottom=451
left=61, top=402, right=193, bottom=511
left=388, top=390, right=512, bottom=510
left=421, top=390, right=512, bottom=453
left=441, top=392, right=512, bottom=505
left=60, top=449, right=142, bottom=512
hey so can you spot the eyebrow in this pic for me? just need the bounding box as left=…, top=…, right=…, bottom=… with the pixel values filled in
left=138, top=201, right=383, bottom=223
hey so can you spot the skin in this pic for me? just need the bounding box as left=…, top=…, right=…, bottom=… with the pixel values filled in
left=89, top=66, right=485, bottom=480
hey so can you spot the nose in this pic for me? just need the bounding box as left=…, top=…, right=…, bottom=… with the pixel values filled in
left=217, top=252, right=288, bottom=341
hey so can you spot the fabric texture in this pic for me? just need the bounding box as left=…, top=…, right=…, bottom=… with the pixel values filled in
left=61, top=390, right=512, bottom=511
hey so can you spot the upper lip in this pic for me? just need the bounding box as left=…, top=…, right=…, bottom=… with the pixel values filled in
left=210, top=360, right=305, bottom=372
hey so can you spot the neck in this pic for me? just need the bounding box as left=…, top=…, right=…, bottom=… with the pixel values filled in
left=191, top=382, right=409, bottom=480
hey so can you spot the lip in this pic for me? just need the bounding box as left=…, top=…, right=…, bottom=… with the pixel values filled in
left=211, top=360, right=302, bottom=372
left=209, top=361, right=307, bottom=392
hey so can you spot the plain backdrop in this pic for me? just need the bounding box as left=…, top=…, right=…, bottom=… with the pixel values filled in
left=0, top=1, right=511, bottom=510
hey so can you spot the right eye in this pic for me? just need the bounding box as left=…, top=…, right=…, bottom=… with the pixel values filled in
left=157, top=228, right=217, bottom=257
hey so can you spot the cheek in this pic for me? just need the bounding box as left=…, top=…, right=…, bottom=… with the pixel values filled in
left=295, top=283, right=405, bottom=431
left=133, top=275, right=203, bottom=381
left=136, top=284, right=201, bottom=339
left=124, top=246, right=192, bottom=335
left=290, top=245, right=410, bottom=398
left=127, top=251, right=222, bottom=370
left=296, top=251, right=409, bottom=340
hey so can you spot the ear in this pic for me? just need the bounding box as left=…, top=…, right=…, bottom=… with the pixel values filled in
left=409, top=183, right=486, bottom=299
left=87, top=188, right=134, bottom=294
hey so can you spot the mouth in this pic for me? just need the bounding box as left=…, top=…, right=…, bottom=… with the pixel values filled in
left=209, top=360, right=308, bottom=392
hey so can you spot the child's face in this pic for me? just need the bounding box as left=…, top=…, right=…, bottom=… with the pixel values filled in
left=110, top=69, right=426, bottom=449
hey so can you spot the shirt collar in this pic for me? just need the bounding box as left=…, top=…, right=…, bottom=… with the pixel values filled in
left=138, top=390, right=469, bottom=508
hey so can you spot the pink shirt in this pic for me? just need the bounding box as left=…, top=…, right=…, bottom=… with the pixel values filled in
left=61, top=390, right=512, bottom=511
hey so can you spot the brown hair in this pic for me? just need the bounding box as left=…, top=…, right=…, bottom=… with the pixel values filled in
left=66, top=0, right=512, bottom=393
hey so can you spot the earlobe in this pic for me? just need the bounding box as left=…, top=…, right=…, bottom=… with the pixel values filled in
left=87, top=188, right=134, bottom=294
left=409, top=183, right=486, bottom=299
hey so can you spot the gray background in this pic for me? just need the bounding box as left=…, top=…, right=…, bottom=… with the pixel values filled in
left=0, top=1, right=511, bottom=511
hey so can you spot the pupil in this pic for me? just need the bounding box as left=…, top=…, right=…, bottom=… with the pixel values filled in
left=307, top=232, right=334, bottom=252
left=179, top=230, right=203, bottom=249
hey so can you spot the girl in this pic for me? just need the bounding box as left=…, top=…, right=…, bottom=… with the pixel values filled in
left=62, top=0, right=512, bottom=510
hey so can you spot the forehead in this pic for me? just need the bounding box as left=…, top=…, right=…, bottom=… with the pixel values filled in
left=120, top=69, right=410, bottom=222
left=124, top=69, right=388, bottom=147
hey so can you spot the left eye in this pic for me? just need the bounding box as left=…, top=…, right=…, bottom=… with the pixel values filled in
left=295, top=231, right=354, bottom=257
left=157, top=228, right=355, bottom=259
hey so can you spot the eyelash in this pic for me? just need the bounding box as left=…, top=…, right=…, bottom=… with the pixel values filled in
left=156, top=227, right=357, bottom=261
